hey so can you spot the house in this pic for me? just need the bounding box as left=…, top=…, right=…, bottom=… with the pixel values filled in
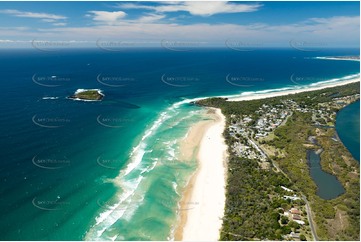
left=290, top=208, right=301, bottom=215
left=280, top=186, right=293, bottom=192
left=283, top=195, right=300, bottom=201
left=290, top=232, right=300, bottom=239
left=294, top=220, right=305, bottom=225
left=292, top=214, right=302, bottom=220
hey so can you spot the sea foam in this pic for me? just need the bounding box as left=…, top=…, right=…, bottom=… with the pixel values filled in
left=85, top=99, right=195, bottom=240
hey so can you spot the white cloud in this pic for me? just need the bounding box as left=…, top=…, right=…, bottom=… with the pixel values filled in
left=118, top=1, right=262, bottom=16
left=52, top=22, right=67, bottom=26
left=0, top=9, right=67, bottom=20
left=87, top=10, right=164, bottom=25
left=310, top=16, right=360, bottom=29
left=267, top=16, right=360, bottom=36
left=0, top=39, right=17, bottom=43
left=135, top=14, right=166, bottom=23
left=0, top=26, right=29, bottom=31
left=1, top=15, right=359, bottom=48
left=87, top=11, right=127, bottom=24
left=0, top=39, right=35, bottom=44
left=0, top=9, right=67, bottom=27
left=42, top=19, right=56, bottom=23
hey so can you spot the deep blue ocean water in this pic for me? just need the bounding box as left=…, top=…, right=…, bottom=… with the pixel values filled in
left=0, top=48, right=359, bottom=240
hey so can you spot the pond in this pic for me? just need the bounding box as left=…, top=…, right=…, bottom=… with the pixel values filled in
left=307, top=149, right=345, bottom=200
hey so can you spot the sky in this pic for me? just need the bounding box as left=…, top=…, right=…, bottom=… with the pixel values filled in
left=0, top=1, right=359, bottom=48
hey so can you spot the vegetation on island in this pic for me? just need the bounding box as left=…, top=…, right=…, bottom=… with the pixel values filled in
left=197, top=82, right=360, bottom=241
left=69, top=89, right=104, bottom=101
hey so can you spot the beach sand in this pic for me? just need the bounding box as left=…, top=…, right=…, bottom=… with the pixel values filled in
left=228, top=77, right=360, bottom=102
left=175, top=108, right=227, bottom=241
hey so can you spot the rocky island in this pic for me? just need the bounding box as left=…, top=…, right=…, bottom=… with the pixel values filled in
left=68, top=89, right=104, bottom=101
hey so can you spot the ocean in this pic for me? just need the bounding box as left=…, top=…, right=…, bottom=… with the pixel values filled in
left=0, top=47, right=359, bottom=240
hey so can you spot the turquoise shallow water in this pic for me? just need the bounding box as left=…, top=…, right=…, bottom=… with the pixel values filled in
left=84, top=104, right=207, bottom=240
left=0, top=48, right=359, bottom=240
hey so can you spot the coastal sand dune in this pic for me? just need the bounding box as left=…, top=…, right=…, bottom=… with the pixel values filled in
left=175, top=109, right=227, bottom=241
left=228, top=77, right=360, bottom=102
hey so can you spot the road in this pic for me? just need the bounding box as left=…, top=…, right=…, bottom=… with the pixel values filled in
left=252, top=137, right=319, bottom=241
left=302, top=195, right=318, bottom=241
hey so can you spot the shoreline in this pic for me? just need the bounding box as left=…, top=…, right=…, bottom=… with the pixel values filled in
left=227, top=77, right=360, bottom=102
left=314, top=57, right=360, bottom=62
left=174, top=108, right=227, bottom=241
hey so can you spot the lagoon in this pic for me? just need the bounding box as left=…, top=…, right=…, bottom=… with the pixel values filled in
left=336, top=100, right=360, bottom=162
left=307, top=149, right=345, bottom=200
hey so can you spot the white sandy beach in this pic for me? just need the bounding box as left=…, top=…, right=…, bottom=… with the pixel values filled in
left=315, top=57, right=360, bottom=62
left=228, top=77, right=360, bottom=102
left=176, top=109, right=227, bottom=241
